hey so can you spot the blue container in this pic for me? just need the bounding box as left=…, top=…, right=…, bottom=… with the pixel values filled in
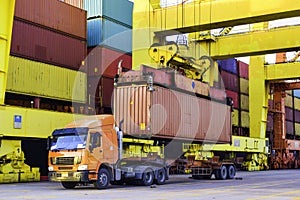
left=294, top=90, right=300, bottom=98
left=219, top=58, right=238, bottom=74
left=87, top=18, right=132, bottom=53
left=84, top=0, right=133, bottom=27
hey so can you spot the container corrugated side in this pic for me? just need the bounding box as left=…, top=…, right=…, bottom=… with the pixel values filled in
left=294, top=96, right=300, bottom=110
left=7, top=56, right=86, bottom=103
left=11, top=20, right=87, bottom=70
left=284, top=94, right=293, bottom=108
left=84, top=0, right=133, bottom=26
left=232, top=109, right=239, bottom=126
left=238, top=60, right=248, bottom=79
left=295, top=110, right=300, bottom=123
left=61, top=0, right=83, bottom=9
left=87, top=46, right=132, bottom=77
left=286, top=120, right=294, bottom=135
left=225, top=90, right=239, bottom=109
left=14, top=0, right=87, bottom=39
left=114, top=85, right=232, bottom=143
left=219, top=58, right=238, bottom=74
left=267, top=113, right=274, bottom=132
left=241, top=111, right=249, bottom=128
left=295, top=123, right=300, bottom=136
left=239, top=78, right=249, bottom=95
left=285, top=107, right=294, bottom=121
left=240, top=94, right=249, bottom=111
left=87, top=18, right=132, bottom=52
left=220, top=70, right=238, bottom=92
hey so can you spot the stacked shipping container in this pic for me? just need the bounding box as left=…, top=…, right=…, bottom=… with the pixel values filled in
left=219, top=59, right=250, bottom=136
left=219, top=58, right=300, bottom=139
left=85, top=0, right=133, bottom=114
left=8, top=0, right=87, bottom=111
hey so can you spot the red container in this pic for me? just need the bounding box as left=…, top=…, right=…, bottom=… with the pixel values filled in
left=238, top=60, right=249, bottom=79
left=285, top=106, right=294, bottom=121
left=220, top=70, right=239, bottom=92
left=11, top=20, right=87, bottom=70
left=87, top=46, right=132, bottom=77
left=295, top=110, right=300, bottom=123
left=225, top=90, right=239, bottom=109
left=114, top=85, right=232, bottom=143
left=14, top=0, right=87, bottom=39
left=61, top=0, right=83, bottom=9
left=88, top=76, right=114, bottom=113
left=286, top=120, right=294, bottom=135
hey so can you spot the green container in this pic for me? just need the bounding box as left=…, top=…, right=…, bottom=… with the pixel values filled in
left=7, top=56, right=86, bottom=103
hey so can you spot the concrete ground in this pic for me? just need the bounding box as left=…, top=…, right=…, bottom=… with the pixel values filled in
left=1, top=170, right=300, bottom=200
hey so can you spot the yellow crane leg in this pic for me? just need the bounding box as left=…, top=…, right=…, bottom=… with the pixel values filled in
left=0, top=0, right=15, bottom=105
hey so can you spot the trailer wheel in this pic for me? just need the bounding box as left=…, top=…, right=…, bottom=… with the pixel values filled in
left=226, top=165, right=235, bottom=179
left=141, top=168, right=154, bottom=186
left=155, top=168, right=166, bottom=185
left=215, top=165, right=227, bottom=180
left=94, top=168, right=110, bottom=189
left=61, top=182, right=77, bottom=189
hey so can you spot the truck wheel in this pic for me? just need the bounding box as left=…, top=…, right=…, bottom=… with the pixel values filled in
left=155, top=168, right=166, bottom=185
left=94, top=168, right=110, bottom=189
left=226, top=165, right=235, bottom=179
left=141, top=168, right=154, bottom=186
left=215, top=165, right=227, bottom=180
left=61, top=182, right=77, bottom=189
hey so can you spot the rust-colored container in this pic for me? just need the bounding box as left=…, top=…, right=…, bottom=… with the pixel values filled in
left=220, top=70, right=239, bottom=92
left=61, top=0, right=83, bottom=9
left=114, top=85, right=232, bottom=143
left=14, top=0, right=87, bottom=39
left=87, top=46, right=132, bottom=77
left=225, top=90, right=239, bottom=109
left=238, top=60, right=249, bottom=79
left=11, top=20, right=87, bottom=70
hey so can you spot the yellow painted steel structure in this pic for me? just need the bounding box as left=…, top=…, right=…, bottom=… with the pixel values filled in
left=7, top=56, right=86, bottom=103
left=0, top=0, right=15, bottom=105
left=133, top=0, right=300, bottom=170
left=0, top=0, right=87, bottom=182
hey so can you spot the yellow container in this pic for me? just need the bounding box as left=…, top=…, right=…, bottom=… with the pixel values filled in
left=295, top=123, right=300, bottom=136
left=284, top=94, right=293, bottom=108
left=240, top=94, right=249, bottom=111
left=239, top=78, right=249, bottom=94
left=232, top=109, right=239, bottom=126
left=294, top=97, right=300, bottom=110
left=286, top=90, right=293, bottom=95
left=241, top=111, right=249, bottom=128
left=7, top=56, right=86, bottom=103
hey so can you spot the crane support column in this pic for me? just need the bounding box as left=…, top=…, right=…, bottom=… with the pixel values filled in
left=249, top=56, right=269, bottom=139
left=0, top=0, right=15, bottom=105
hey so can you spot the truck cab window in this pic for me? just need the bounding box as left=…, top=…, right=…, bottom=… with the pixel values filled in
left=89, top=132, right=102, bottom=152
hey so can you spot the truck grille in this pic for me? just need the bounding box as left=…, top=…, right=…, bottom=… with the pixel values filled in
left=56, top=157, right=74, bottom=165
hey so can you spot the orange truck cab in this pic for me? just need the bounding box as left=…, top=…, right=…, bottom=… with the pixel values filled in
left=48, top=115, right=169, bottom=189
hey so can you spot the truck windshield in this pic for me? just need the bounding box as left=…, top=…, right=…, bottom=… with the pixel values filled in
left=50, top=128, right=88, bottom=150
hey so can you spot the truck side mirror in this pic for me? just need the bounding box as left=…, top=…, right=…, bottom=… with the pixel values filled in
left=46, top=136, right=52, bottom=151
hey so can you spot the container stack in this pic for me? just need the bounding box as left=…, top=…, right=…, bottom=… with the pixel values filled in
left=219, top=58, right=300, bottom=139
left=84, top=0, right=133, bottom=114
left=7, top=0, right=87, bottom=113
left=218, top=59, right=250, bottom=136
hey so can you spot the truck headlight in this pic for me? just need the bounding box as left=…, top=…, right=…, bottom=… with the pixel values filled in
left=51, top=157, right=56, bottom=165
left=48, top=166, right=54, bottom=171
left=78, top=165, right=88, bottom=170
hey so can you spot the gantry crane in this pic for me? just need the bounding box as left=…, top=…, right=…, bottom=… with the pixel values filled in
left=132, top=0, right=300, bottom=170
left=0, top=0, right=81, bottom=183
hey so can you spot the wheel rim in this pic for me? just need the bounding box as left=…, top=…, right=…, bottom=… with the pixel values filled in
left=145, top=172, right=153, bottom=183
left=158, top=170, right=165, bottom=181
left=99, top=172, right=108, bottom=186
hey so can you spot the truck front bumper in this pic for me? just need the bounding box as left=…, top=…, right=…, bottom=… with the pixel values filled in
left=48, top=171, right=89, bottom=182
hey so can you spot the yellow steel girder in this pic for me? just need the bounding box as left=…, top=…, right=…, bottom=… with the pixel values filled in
left=146, top=0, right=300, bottom=35
left=0, top=0, right=15, bottom=105
left=265, top=62, right=300, bottom=81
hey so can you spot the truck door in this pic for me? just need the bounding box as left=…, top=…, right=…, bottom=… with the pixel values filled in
left=89, top=132, right=103, bottom=162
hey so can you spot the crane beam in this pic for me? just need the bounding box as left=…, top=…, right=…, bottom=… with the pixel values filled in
left=201, top=25, right=300, bottom=60
left=146, top=0, right=300, bottom=35
left=265, top=62, right=300, bottom=81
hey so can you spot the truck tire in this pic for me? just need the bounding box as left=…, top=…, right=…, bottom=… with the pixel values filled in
left=141, top=168, right=154, bottom=186
left=61, top=182, right=77, bottom=189
left=215, top=165, right=227, bottom=180
left=155, top=168, right=166, bottom=185
left=226, top=165, right=235, bottom=179
left=94, top=168, right=110, bottom=189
